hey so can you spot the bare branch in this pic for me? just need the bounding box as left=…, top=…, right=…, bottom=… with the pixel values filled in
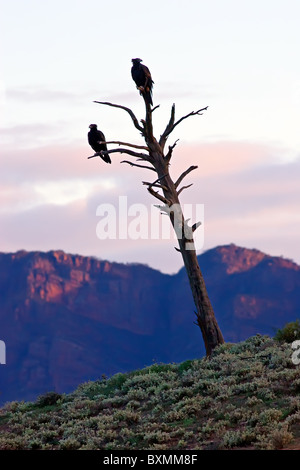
left=94, top=101, right=144, bottom=133
left=159, top=105, right=208, bottom=149
left=88, top=153, right=109, bottom=160
left=172, top=107, right=208, bottom=131
left=100, top=141, right=149, bottom=151
left=177, top=183, right=193, bottom=196
left=88, top=147, right=152, bottom=163
left=159, top=103, right=175, bottom=149
left=147, top=186, right=170, bottom=205
left=143, top=174, right=168, bottom=188
left=142, top=181, right=168, bottom=191
left=165, top=139, right=179, bottom=163
left=121, top=160, right=156, bottom=172
left=192, top=221, right=202, bottom=232
left=142, top=174, right=169, bottom=191
left=151, top=105, right=160, bottom=113
left=175, top=165, right=198, bottom=188
left=100, top=148, right=150, bottom=160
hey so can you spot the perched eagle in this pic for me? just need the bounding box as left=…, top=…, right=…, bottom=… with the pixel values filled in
left=131, top=58, right=153, bottom=106
left=88, top=124, right=111, bottom=164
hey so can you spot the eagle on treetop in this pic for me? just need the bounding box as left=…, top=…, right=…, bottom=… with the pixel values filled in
left=131, top=58, right=154, bottom=106
left=87, top=124, right=111, bottom=164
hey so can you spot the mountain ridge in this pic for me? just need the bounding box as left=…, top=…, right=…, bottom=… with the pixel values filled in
left=0, top=243, right=299, bottom=405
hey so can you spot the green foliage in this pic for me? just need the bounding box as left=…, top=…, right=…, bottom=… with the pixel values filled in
left=36, top=392, right=62, bottom=408
left=274, top=320, right=300, bottom=343
left=103, top=373, right=128, bottom=395
left=143, top=363, right=175, bottom=375
left=177, top=360, right=194, bottom=374
left=0, top=334, right=300, bottom=450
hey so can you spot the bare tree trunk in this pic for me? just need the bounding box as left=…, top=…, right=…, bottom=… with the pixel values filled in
left=146, top=149, right=224, bottom=355
left=178, top=241, right=225, bottom=355
left=91, top=95, right=225, bottom=355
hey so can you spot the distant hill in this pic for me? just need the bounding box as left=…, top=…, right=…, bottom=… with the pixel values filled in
left=0, top=244, right=299, bottom=405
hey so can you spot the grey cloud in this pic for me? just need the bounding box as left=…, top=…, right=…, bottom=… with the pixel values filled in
left=6, top=86, right=89, bottom=104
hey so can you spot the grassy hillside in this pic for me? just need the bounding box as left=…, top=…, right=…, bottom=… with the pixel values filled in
left=1, top=334, right=300, bottom=450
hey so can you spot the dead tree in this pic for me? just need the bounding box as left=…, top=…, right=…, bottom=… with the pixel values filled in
left=88, top=94, right=224, bottom=356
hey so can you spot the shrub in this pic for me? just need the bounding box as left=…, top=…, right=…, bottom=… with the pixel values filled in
left=271, top=427, right=293, bottom=449
left=256, top=425, right=293, bottom=450
left=1, top=335, right=300, bottom=451
left=274, top=320, right=300, bottom=343
left=146, top=363, right=174, bottom=374
left=222, top=429, right=255, bottom=448
left=60, top=437, right=81, bottom=450
left=178, top=360, right=194, bottom=374
left=36, top=392, right=62, bottom=407
left=258, top=408, right=282, bottom=425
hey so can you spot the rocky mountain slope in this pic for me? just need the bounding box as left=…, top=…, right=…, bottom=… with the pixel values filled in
left=0, top=244, right=299, bottom=405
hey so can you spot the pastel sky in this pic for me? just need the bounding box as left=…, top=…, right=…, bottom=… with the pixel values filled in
left=1, top=0, right=299, bottom=273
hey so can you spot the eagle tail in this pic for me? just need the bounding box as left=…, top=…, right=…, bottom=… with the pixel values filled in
left=94, top=151, right=111, bottom=164
left=145, top=90, right=153, bottom=106
left=101, top=154, right=112, bottom=164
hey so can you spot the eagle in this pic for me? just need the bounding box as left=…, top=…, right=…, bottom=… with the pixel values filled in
left=88, top=124, right=111, bottom=164
left=131, top=58, right=153, bottom=106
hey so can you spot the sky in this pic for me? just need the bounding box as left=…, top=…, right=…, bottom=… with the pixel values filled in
left=0, top=0, right=299, bottom=273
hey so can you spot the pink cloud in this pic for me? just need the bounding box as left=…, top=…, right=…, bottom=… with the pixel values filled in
left=0, top=139, right=299, bottom=272
left=0, top=143, right=113, bottom=184
left=171, top=141, right=280, bottom=179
